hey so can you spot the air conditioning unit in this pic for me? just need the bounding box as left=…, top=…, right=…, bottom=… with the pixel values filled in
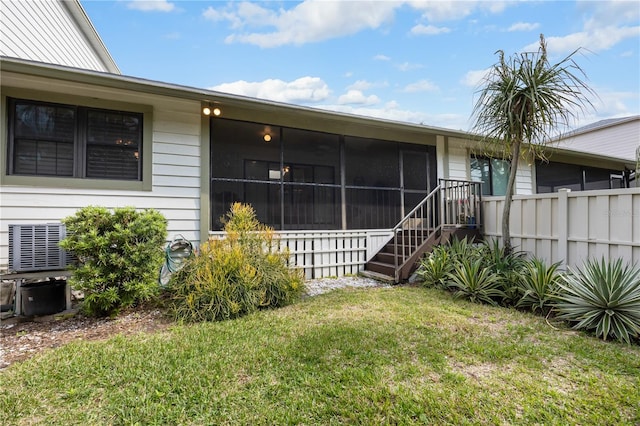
left=8, top=224, right=72, bottom=272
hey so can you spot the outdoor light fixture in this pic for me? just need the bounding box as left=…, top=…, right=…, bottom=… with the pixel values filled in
left=264, top=134, right=272, bottom=142
left=202, top=103, right=222, bottom=116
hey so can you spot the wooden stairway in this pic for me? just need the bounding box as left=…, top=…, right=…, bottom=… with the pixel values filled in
left=363, top=179, right=483, bottom=283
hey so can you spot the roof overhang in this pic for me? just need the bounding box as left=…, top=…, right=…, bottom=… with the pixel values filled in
left=0, top=57, right=472, bottom=142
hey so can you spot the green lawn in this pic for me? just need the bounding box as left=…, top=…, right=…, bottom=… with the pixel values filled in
left=1, top=286, right=639, bottom=425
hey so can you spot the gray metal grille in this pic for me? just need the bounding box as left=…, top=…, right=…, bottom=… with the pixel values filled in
left=8, top=224, right=71, bottom=272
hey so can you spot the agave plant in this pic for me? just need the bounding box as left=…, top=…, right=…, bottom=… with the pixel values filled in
left=516, top=258, right=562, bottom=314
left=479, top=238, right=527, bottom=306
left=447, top=258, right=505, bottom=306
left=555, top=258, right=640, bottom=344
left=416, top=245, right=452, bottom=289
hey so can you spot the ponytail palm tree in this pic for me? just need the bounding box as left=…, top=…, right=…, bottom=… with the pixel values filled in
left=471, top=34, right=594, bottom=253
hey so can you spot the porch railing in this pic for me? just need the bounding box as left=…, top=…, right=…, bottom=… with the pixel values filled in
left=391, top=179, right=482, bottom=281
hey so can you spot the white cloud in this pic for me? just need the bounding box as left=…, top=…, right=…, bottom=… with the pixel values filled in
left=410, top=24, right=451, bottom=35
left=507, top=22, right=540, bottom=32
left=395, top=62, right=423, bottom=72
left=408, top=1, right=509, bottom=22
left=317, top=103, right=468, bottom=129
left=374, top=54, right=391, bottom=61
left=210, top=77, right=331, bottom=103
left=403, top=79, right=439, bottom=93
left=581, top=0, right=640, bottom=28
left=337, top=90, right=381, bottom=105
left=204, top=1, right=398, bottom=48
left=584, top=87, right=639, bottom=120
left=126, top=0, right=175, bottom=12
left=523, top=26, right=640, bottom=55
left=461, top=69, right=489, bottom=87
left=347, top=80, right=373, bottom=91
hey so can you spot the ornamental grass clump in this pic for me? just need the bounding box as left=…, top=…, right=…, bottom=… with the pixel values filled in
left=168, top=203, right=304, bottom=322
left=60, top=206, right=167, bottom=317
left=555, top=257, right=640, bottom=344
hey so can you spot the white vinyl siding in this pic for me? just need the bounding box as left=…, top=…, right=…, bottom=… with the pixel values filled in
left=446, top=138, right=469, bottom=181
left=515, top=163, right=534, bottom=195
left=0, top=0, right=114, bottom=72
left=553, top=118, right=639, bottom=162
left=0, top=75, right=203, bottom=269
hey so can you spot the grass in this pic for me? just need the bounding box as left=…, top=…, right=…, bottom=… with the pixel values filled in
left=1, top=286, right=639, bottom=425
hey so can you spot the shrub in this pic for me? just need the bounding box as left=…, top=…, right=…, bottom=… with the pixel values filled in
left=516, top=258, right=562, bottom=314
left=555, top=258, right=640, bottom=344
left=168, top=203, right=304, bottom=322
left=60, top=206, right=167, bottom=317
left=447, top=258, right=505, bottom=306
left=416, top=245, right=452, bottom=289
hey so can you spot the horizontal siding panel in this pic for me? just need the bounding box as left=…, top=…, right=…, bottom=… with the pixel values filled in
left=153, top=131, right=200, bottom=147
left=154, top=153, right=200, bottom=167
left=149, top=186, right=201, bottom=198
left=154, top=142, right=200, bottom=157
left=0, top=193, right=198, bottom=210
left=152, top=175, right=200, bottom=188
left=153, top=164, right=200, bottom=178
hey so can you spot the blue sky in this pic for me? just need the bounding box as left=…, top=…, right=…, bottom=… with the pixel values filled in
left=81, top=0, right=640, bottom=131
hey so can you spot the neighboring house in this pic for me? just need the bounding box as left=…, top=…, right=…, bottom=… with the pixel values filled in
left=0, top=1, right=636, bottom=277
left=0, top=0, right=119, bottom=74
left=540, top=116, right=639, bottom=191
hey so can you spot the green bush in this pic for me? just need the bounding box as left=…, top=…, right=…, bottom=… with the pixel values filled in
left=60, top=206, right=167, bottom=317
left=515, top=258, right=562, bottom=314
left=555, top=258, right=640, bottom=344
left=168, top=203, right=304, bottom=322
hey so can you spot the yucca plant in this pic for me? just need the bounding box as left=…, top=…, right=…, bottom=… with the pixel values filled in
left=516, top=258, right=562, bottom=314
left=555, top=258, right=640, bottom=344
left=416, top=245, right=453, bottom=289
left=447, top=258, right=505, bottom=306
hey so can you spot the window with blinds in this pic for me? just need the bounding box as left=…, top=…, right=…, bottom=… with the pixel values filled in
left=8, top=98, right=142, bottom=181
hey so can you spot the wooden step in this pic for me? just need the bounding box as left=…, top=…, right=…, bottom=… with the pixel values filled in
left=359, top=270, right=396, bottom=284
left=365, top=261, right=395, bottom=277
left=373, top=252, right=398, bottom=265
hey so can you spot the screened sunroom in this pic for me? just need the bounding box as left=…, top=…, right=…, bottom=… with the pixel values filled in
left=210, top=118, right=437, bottom=231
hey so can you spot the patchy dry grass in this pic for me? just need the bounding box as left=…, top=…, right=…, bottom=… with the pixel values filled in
left=1, top=286, right=638, bottom=425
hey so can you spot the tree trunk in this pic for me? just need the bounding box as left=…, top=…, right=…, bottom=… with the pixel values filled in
left=501, top=140, right=521, bottom=254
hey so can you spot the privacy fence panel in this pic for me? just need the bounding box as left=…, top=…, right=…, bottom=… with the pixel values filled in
left=483, top=188, right=640, bottom=269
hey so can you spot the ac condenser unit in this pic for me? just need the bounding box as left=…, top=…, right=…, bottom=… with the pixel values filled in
left=8, top=223, right=72, bottom=272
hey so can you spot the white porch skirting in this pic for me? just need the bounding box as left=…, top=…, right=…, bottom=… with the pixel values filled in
left=209, top=229, right=393, bottom=279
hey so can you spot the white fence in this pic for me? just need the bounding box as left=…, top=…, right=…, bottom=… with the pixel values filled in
left=209, top=229, right=393, bottom=279
left=483, top=188, right=640, bottom=269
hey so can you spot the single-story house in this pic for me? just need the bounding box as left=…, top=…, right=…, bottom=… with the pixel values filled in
left=1, top=1, right=637, bottom=287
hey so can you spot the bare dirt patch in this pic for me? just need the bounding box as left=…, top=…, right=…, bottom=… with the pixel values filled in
left=0, top=305, right=172, bottom=369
